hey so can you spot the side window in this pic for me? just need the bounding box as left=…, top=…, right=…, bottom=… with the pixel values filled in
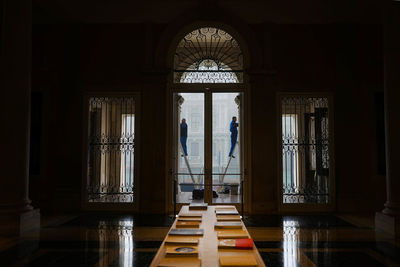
left=281, top=96, right=331, bottom=204
left=87, top=96, right=136, bottom=203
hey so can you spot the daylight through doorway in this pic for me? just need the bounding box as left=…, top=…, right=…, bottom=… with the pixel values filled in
left=173, top=92, right=242, bottom=205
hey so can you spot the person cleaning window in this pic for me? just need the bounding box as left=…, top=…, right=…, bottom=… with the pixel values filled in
left=228, top=116, right=239, bottom=158
left=180, top=118, right=188, bottom=156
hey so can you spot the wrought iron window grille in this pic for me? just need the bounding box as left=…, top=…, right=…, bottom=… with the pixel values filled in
left=174, top=27, right=243, bottom=83
left=87, top=97, right=135, bottom=203
left=281, top=97, right=330, bottom=204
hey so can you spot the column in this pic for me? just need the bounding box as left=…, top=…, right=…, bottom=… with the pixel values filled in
left=0, top=0, right=40, bottom=236
left=375, top=0, right=400, bottom=237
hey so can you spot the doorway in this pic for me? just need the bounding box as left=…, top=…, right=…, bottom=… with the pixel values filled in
left=168, top=26, right=247, bottom=212
left=172, top=90, right=244, bottom=206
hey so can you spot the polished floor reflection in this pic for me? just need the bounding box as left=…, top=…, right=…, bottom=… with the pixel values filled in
left=0, top=213, right=399, bottom=266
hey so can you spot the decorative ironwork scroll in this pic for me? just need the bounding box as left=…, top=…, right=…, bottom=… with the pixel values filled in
left=281, top=97, right=330, bottom=204
left=174, top=27, right=243, bottom=83
left=87, top=97, right=135, bottom=203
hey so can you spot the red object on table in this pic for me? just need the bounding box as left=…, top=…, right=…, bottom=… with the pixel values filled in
left=235, top=238, right=254, bottom=249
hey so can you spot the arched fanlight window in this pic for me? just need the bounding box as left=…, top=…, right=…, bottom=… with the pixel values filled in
left=174, top=27, right=243, bottom=83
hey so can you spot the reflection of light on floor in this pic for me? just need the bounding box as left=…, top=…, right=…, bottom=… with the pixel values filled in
left=88, top=194, right=134, bottom=203
left=98, top=219, right=134, bottom=229
left=283, top=220, right=300, bottom=267
left=120, top=227, right=133, bottom=267
left=96, top=220, right=134, bottom=267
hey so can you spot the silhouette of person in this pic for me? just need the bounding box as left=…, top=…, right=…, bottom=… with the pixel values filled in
left=180, top=118, right=188, bottom=156
left=229, top=116, right=239, bottom=158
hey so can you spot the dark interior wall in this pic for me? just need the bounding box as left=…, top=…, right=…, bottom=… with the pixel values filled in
left=333, top=24, right=385, bottom=212
left=31, top=21, right=385, bottom=214
left=32, top=25, right=84, bottom=212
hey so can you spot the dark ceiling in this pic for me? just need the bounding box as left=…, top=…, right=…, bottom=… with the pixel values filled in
left=33, top=0, right=384, bottom=24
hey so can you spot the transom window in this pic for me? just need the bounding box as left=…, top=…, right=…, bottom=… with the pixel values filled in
left=174, top=27, right=243, bottom=83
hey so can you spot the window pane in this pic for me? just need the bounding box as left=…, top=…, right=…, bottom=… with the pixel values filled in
left=281, top=97, right=330, bottom=204
left=87, top=97, right=135, bottom=203
left=175, top=93, right=205, bottom=204
left=212, top=93, right=241, bottom=204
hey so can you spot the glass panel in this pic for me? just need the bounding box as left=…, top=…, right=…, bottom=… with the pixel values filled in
left=87, top=97, right=135, bottom=203
left=212, top=93, right=241, bottom=204
left=174, top=93, right=205, bottom=203
left=281, top=97, right=330, bottom=204
left=179, top=59, right=239, bottom=83
left=121, top=114, right=135, bottom=193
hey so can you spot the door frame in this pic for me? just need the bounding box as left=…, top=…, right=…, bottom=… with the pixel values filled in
left=276, top=92, right=336, bottom=212
left=166, top=83, right=251, bottom=214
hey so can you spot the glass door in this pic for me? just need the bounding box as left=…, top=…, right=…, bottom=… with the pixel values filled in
left=212, top=93, right=242, bottom=204
left=173, top=93, right=205, bottom=204
left=172, top=91, right=244, bottom=206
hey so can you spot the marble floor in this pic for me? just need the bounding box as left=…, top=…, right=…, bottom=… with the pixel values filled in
left=1, top=213, right=399, bottom=266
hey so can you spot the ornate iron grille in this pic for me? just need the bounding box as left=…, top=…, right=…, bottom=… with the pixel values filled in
left=281, top=97, right=330, bottom=204
left=174, top=27, right=243, bottom=83
left=87, top=97, right=135, bottom=203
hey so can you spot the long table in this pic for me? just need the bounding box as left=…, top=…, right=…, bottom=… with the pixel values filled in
left=150, top=205, right=265, bottom=267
